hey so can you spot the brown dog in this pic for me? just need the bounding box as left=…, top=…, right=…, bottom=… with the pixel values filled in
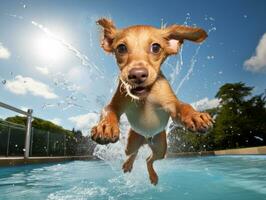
left=91, top=18, right=213, bottom=185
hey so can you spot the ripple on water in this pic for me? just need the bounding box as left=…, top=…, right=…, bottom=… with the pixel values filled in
left=1, top=157, right=266, bottom=200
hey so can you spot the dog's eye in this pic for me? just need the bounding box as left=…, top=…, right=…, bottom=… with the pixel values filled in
left=116, top=44, right=127, bottom=55
left=151, top=43, right=161, bottom=54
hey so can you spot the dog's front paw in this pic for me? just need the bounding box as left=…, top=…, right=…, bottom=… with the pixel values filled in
left=91, top=119, right=120, bottom=145
left=181, top=111, right=213, bottom=133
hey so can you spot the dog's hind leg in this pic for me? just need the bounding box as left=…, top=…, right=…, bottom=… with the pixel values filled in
left=123, top=129, right=145, bottom=173
left=146, top=131, right=167, bottom=185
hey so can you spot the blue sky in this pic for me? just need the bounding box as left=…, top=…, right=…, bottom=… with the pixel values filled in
left=0, top=0, right=266, bottom=134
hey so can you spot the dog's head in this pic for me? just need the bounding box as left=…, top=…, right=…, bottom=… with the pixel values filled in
left=97, top=18, right=207, bottom=100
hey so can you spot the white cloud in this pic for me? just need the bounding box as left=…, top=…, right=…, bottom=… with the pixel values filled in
left=0, top=43, right=10, bottom=59
left=69, top=112, right=99, bottom=135
left=244, top=33, right=266, bottom=73
left=191, top=97, right=219, bottom=111
left=50, top=118, right=61, bottom=126
left=5, top=75, right=58, bottom=99
left=36, top=66, right=49, bottom=75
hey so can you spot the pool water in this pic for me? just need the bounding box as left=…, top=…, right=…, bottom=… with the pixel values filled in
left=0, top=156, right=266, bottom=200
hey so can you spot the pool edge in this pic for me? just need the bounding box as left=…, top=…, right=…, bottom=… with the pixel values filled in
left=167, top=146, right=266, bottom=158
left=1, top=146, right=266, bottom=166
left=0, top=156, right=98, bottom=167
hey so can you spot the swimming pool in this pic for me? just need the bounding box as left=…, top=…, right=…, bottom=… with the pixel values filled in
left=0, top=156, right=266, bottom=200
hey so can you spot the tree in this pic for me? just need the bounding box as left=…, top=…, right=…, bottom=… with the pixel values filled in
left=212, top=82, right=266, bottom=149
left=240, top=93, right=266, bottom=146
left=168, top=82, right=266, bottom=152
left=5, top=116, right=72, bottom=135
left=216, top=82, right=253, bottom=105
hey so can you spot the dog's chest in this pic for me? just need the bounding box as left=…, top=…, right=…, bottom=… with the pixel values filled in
left=124, top=101, right=169, bottom=137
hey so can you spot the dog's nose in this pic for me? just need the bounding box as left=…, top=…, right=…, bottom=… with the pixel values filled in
left=128, top=68, right=148, bottom=84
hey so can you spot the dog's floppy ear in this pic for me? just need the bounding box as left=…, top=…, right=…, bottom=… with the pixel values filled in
left=97, top=18, right=117, bottom=52
left=162, top=25, right=208, bottom=54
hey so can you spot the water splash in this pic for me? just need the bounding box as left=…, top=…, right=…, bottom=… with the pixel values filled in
left=160, top=18, right=167, bottom=29
left=6, top=13, right=114, bottom=111
left=93, top=115, right=129, bottom=167
left=254, top=136, right=263, bottom=142
left=93, top=114, right=152, bottom=172
left=183, top=13, right=191, bottom=27
left=41, top=72, right=92, bottom=111
left=31, top=20, right=103, bottom=76
left=7, top=14, right=24, bottom=20
left=175, top=45, right=201, bottom=94
left=166, top=14, right=217, bottom=95
left=165, top=46, right=184, bottom=86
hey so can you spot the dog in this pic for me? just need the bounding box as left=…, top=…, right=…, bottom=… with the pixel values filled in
left=91, top=18, right=213, bottom=185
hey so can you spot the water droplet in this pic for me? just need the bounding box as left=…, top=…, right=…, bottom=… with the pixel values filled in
left=254, top=136, right=263, bottom=141
left=207, top=55, right=215, bottom=60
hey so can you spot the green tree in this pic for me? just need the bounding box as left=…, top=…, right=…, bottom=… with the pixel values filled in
left=240, top=93, right=266, bottom=146
left=5, top=116, right=73, bottom=135
left=168, top=82, right=266, bottom=153
left=212, top=82, right=266, bottom=149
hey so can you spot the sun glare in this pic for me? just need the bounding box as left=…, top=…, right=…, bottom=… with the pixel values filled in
left=34, top=35, right=65, bottom=62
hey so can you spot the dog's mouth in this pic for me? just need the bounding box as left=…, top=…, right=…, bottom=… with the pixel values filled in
left=130, top=86, right=148, bottom=95
left=120, top=77, right=150, bottom=100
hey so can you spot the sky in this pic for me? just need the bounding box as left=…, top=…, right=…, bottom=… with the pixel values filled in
left=0, top=0, right=266, bottom=134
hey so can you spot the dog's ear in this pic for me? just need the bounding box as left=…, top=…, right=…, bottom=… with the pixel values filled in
left=97, top=18, right=117, bottom=52
left=162, top=25, right=207, bottom=54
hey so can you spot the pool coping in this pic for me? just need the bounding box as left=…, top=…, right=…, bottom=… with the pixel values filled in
left=167, top=146, right=266, bottom=158
left=214, top=146, right=266, bottom=155
left=0, top=156, right=97, bottom=167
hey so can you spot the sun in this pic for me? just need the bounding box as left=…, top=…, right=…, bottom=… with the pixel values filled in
left=34, top=35, right=66, bottom=62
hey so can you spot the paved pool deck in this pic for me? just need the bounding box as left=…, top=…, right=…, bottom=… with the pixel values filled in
left=167, top=146, right=266, bottom=157
left=214, top=146, right=266, bottom=155
left=0, top=156, right=96, bottom=167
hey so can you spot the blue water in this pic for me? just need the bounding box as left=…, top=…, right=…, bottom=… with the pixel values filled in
left=0, top=156, right=266, bottom=200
